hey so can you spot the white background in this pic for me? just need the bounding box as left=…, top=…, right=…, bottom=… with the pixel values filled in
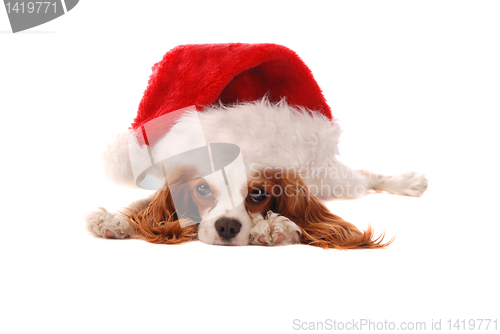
left=1, top=1, right=499, bottom=333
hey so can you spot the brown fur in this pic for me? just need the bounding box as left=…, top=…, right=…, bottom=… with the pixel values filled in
left=248, top=169, right=393, bottom=249
left=125, top=169, right=199, bottom=244
left=126, top=187, right=199, bottom=244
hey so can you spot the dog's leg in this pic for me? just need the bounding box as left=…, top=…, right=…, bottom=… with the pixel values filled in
left=357, top=170, right=428, bottom=197
left=85, top=195, right=153, bottom=239
left=249, top=211, right=301, bottom=246
left=306, top=161, right=427, bottom=199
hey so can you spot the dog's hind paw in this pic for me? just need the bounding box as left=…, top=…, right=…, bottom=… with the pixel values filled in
left=390, top=171, right=428, bottom=197
left=85, top=207, right=133, bottom=239
left=372, top=171, right=428, bottom=197
left=250, top=211, right=301, bottom=246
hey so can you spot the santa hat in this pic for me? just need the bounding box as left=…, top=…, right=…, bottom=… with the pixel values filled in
left=132, top=43, right=332, bottom=146
left=104, top=43, right=333, bottom=187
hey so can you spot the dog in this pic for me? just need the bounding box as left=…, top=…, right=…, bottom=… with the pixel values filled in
left=86, top=99, right=428, bottom=249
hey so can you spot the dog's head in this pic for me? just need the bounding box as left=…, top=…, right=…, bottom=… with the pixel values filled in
left=126, top=167, right=391, bottom=249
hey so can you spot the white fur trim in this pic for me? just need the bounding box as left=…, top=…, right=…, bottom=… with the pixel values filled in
left=101, top=99, right=341, bottom=188
left=197, top=99, right=341, bottom=173
left=101, top=130, right=140, bottom=188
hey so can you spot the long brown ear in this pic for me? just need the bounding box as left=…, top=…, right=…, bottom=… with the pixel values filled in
left=270, top=171, right=393, bottom=249
left=125, top=169, right=199, bottom=244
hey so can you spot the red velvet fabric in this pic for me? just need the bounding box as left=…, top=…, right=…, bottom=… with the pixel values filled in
left=131, top=43, right=331, bottom=146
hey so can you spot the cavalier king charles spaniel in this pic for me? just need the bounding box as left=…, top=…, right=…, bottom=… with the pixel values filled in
left=86, top=100, right=427, bottom=249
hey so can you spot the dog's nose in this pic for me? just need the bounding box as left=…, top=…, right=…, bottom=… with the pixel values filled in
left=214, top=218, right=242, bottom=240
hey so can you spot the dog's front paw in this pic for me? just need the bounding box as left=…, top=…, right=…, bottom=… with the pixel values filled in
left=250, top=211, right=301, bottom=246
left=85, top=207, right=133, bottom=239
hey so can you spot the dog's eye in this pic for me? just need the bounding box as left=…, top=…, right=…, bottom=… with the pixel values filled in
left=249, top=188, right=268, bottom=203
left=196, top=184, right=212, bottom=198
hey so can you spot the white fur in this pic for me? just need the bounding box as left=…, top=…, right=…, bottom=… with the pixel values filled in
left=196, top=100, right=341, bottom=172
left=101, top=130, right=138, bottom=188
left=196, top=161, right=253, bottom=246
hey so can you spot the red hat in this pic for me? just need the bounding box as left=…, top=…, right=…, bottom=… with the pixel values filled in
left=131, top=43, right=332, bottom=146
